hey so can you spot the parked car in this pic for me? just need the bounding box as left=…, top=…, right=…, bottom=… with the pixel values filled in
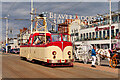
left=2, top=47, right=6, bottom=53
left=11, top=48, right=20, bottom=54
left=9, top=49, right=13, bottom=53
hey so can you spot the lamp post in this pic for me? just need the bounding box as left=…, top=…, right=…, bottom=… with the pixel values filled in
left=109, top=0, right=112, bottom=50
left=31, top=0, right=34, bottom=33
left=5, top=16, right=8, bottom=53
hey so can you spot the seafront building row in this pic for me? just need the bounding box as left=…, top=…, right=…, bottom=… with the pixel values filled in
left=1, top=11, right=120, bottom=50
left=70, top=11, right=120, bottom=49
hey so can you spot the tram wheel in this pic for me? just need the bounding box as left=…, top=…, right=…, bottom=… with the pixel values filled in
left=109, top=58, right=117, bottom=68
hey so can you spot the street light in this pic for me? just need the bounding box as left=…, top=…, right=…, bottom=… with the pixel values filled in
left=5, top=15, right=9, bottom=53
left=109, top=0, right=112, bottom=50
left=31, top=0, right=34, bottom=33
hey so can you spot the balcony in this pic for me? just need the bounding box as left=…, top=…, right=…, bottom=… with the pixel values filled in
left=76, top=36, right=118, bottom=42
left=81, top=19, right=120, bottom=29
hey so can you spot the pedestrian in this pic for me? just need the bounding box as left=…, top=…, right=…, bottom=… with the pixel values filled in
left=91, top=46, right=96, bottom=68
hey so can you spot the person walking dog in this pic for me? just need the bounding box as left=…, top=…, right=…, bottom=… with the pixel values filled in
left=91, top=46, right=96, bottom=68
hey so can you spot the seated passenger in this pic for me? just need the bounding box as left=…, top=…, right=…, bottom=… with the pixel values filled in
left=36, top=40, right=41, bottom=45
left=42, top=41, right=45, bottom=45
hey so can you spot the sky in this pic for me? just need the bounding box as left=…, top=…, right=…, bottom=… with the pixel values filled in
left=1, top=1, right=119, bottom=42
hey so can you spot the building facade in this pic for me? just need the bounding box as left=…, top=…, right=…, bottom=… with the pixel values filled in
left=70, top=12, right=120, bottom=49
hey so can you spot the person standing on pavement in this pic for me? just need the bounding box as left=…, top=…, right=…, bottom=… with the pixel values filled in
left=91, top=46, right=96, bottom=68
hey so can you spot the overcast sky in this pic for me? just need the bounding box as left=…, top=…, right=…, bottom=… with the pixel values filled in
left=1, top=1, right=119, bottom=42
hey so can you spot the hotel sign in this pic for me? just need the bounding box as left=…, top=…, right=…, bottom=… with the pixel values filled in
left=48, top=12, right=97, bottom=24
left=95, top=26, right=115, bottom=31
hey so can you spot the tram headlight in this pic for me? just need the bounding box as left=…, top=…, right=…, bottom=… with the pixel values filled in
left=52, top=51, right=57, bottom=55
left=67, top=51, right=71, bottom=55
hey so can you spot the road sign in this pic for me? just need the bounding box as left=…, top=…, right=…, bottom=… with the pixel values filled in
left=6, top=44, right=8, bottom=46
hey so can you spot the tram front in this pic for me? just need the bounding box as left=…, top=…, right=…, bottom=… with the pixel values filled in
left=47, top=33, right=73, bottom=66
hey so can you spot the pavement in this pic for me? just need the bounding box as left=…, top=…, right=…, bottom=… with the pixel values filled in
left=1, top=53, right=119, bottom=79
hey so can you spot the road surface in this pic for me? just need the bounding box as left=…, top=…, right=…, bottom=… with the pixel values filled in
left=2, top=53, right=119, bottom=79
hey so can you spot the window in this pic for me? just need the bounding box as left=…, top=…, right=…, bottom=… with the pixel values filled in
left=33, top=35, right=48, bottom=45
left=96, top=32, right=98, bottom=38
left=107, top=30, right=109, bottom=37
left=84, top=33, right=85, bottom=40
left=86, top=33, right=88, bottom=39
left=75, top=33, right=78, bottom=36
left=81, top=34, right=82, bottom=40
left=116, top=29, right=119, bottom=36
left=92, top=32, right=94, bottom=38
left=111, top=30, right=114, bottom=37
left=89, top=33, right=91, bottom=39
left=51, top=34, right=61, bottom=42
left=29, top=38, right=32, bottom=44
left=103, top=31, right=105, bottom=38
left=99, top=31, right=102, bottom=38
left=72, top=30, right=73, bottom=33
left=63, top=35, right=70, bottom=41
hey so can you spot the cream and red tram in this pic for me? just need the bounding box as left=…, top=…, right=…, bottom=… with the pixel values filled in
left=20, top=31, right=74, bottom=67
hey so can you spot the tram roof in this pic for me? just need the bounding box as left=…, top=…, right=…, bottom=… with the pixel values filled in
left=32, top=31, right=51, bottom=34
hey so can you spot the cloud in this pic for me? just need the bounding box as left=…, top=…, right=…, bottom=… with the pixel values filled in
left=1, top=0, right=120, bottom=2
left=1, top=2, right=118, bottom=41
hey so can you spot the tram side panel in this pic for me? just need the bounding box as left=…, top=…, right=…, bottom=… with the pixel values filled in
left=30, top=46, right=62, bottom=62
left=20, top=46, right=73, bottom=63
left=20, top=46, right=63, bottom=63
left=20, top=47, right=31, bottom=59
left=31, top=47, right=46, bottom=61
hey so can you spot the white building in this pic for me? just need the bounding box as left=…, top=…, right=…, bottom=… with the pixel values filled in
left=70, top=12, right=120, bottom=49
left=8, top=38, right=19, bottom=49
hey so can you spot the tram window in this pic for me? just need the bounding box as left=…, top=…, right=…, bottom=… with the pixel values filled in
left=46, top=36, right=51, bottom=43
left=33, top=36, right=46, bottom=45
left=51, top=35, right=61, bottom=42
left=29, top=38, right=32, bottom=44
left=63, top=35, right=70, bottom=41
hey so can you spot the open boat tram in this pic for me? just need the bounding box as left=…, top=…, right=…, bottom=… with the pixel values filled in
left=20, top=13, right=74, bottom=67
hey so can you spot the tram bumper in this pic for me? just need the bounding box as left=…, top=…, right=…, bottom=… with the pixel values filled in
left=47, top=59, right=74, bottom=63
